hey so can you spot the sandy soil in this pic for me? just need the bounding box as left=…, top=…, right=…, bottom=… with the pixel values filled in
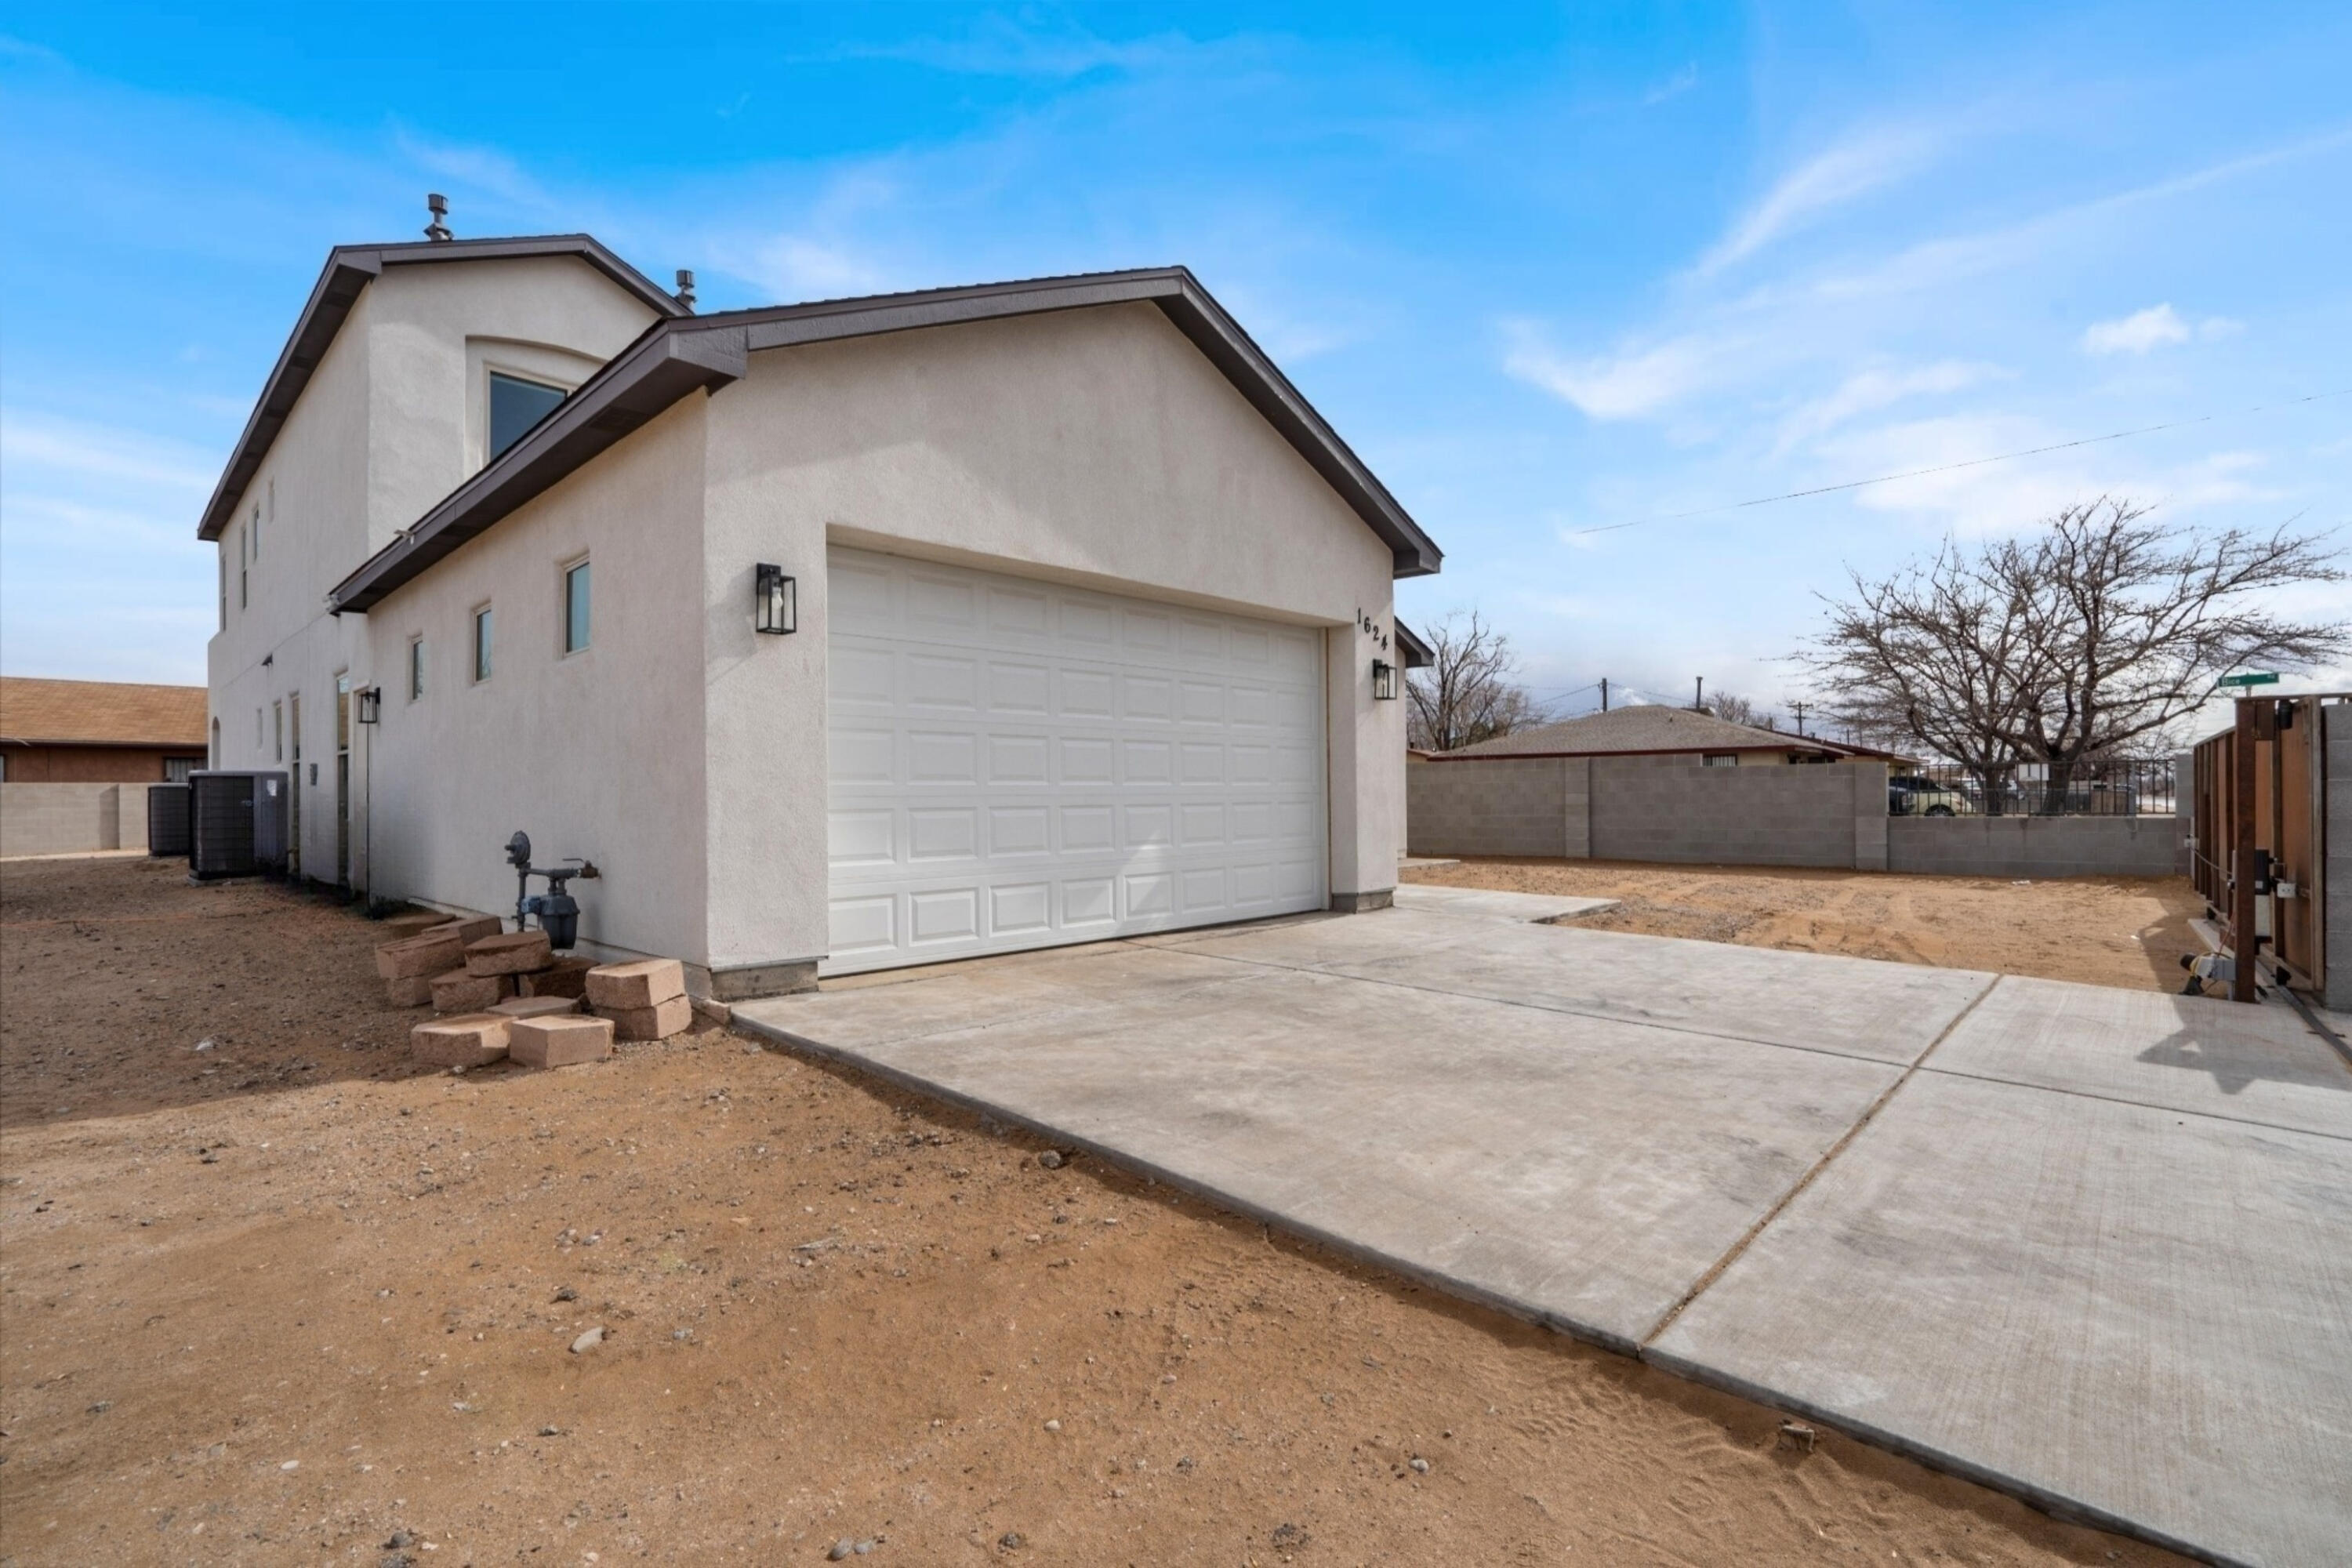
left=1403, top=858, right=2205, bottom=993
left=0, top=857, right=2185, bottom=1566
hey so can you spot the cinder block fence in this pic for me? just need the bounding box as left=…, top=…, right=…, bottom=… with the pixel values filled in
left=1408, top=755, right=2187, bottom=879
left=0, top=782, right=153, bottom=858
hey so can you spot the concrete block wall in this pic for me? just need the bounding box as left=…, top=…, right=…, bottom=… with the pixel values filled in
left=1405, top=757, right=1570, bottom=858
left=2325, top=705, right=2351, bottom=1012
left=0, top=782, right=152, bottom=858
left=1405, top=751, right=2204, bottom=887
left=1886, top=815, right=2185, bottom=880
left=1589, top=756, right=1869, bottom=869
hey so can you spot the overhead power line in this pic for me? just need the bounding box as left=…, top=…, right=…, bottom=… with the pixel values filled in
left=1569, top=386, right=2352, bottom=538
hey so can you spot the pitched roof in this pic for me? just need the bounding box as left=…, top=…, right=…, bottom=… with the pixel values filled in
left=196, top=234, right=688, bottom=543
left=1436, top=705, right=1893, bottom=760
left=0, top=677, right=209, bottom=748
left=326, top=266, right=1443, bottom=613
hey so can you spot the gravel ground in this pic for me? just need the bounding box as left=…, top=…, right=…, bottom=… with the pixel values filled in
left=0, top=855, right=2185, bottom=1566
left=1403, top=858, right=2205, bottom=992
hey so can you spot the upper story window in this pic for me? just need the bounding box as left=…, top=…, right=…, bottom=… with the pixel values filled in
left=563, top=560, right=592, bottom=655
left=488, top=372, right=568, bottom=461
left=408, top=637, right=426, bottom=701
left=238, top=523, right=249, bottom=609
left=472, top=605, right=494, bottom=683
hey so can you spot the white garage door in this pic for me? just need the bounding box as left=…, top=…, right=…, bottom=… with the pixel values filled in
left=826, top=546, right=1327, bottom=975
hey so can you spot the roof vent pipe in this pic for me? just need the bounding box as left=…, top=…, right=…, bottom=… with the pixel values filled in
left=424, top=193, right=452, bottom=243
left=674, top=269, right=696, bottom=312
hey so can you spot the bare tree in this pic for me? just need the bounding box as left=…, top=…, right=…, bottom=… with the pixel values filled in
left=1406, top=611, right=1551, bottom=751
left=1806, top=498, right=2347, bottom=808
left=1703, top=691, right=1773, bottom=730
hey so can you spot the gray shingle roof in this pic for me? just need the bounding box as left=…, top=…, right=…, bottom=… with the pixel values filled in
left=1439, top=705, right=1882, bottom=759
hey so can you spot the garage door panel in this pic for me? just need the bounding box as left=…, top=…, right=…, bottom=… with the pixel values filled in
left=825, top=546, right=1326, bottom=975
left=1058, top=669, right=1116, bottom=717
left=1060, top=806, right=1116, bottom=853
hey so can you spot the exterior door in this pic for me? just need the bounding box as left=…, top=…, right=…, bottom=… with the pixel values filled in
left=824, top=546, right=1327, bottom=976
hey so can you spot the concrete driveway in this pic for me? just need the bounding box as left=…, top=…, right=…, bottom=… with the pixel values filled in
left=735, top=887, right=2352, bottom=1568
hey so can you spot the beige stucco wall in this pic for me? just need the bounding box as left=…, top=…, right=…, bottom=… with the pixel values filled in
left=361, top=396, right=710, bottom=960
left=698, top=301, right=1406, bottom=975
left=205, top=255, right=665, bottom=890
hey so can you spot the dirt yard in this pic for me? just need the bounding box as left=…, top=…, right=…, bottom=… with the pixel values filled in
left=1403, top=858, right=2205, bottom=993
left=1, top=857, right=2183, bottom=1566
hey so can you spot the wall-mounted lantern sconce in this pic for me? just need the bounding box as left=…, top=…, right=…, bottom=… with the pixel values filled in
left=356, top=686, right=383, bottom=724
left=1371, top=659, right=1399, bottom=701
left=755, top=563, right=797, bottom=635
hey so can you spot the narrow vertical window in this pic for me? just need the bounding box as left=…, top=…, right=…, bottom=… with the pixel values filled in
left=273, top=700, right=284, bottom=762
left=251, top=499, right=261, bottom=561
left=472, top=605, right=494, bottom=683
left=238, top=524, right=249, bottom=609
left=218, top=549, right=228, bottom=631
left=408, top=637, right=426, bottom=701
left=563, top=560, right=592, bottom=654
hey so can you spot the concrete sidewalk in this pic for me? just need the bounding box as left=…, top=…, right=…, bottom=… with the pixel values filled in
left=735, top=906, right=2352, bottom=1567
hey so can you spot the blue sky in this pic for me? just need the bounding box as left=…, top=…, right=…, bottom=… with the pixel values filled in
left=3, top=3, right=2347, bottom=718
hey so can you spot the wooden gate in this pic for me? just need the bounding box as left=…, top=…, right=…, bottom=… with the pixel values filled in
left=2190, top=694, right=2340, bottom=1002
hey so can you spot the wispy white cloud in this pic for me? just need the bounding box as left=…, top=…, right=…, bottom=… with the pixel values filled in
left=2080, top=303, right=2244, bottom=354
left=1773, top=361, right=2004, bottom=453
left=390, top=126, right=560, bottom=217
left=815, top=17, right=1202, bottom=79
left=1501, top=321, right=1731, bottom=419
left=1697, top=124, right=1946, bottom=275
left=1, top=409, right=217, bottom=496
left=1642, top=64, right=1699, bottom=107
left=2082, top=303, right=2190, bottom=354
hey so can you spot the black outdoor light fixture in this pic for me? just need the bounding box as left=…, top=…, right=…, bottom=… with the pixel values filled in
left=355, top=686, right=383, bottom=724
left=755, top=563, right=797, bottom=635
left=1371, top=659, right=1399, bottom=701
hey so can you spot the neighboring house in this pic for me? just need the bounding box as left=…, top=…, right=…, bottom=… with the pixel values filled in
left=202, top=211, right=1441, bottom=996
left=1429, top=705, right=1906, bottom=767
left=0, top=677, right=209, bottom=782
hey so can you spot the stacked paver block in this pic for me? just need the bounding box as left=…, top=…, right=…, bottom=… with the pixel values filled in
left=586, top=958, right=691, bottom=1041
left=466, top=930, right=554, bottom=977
left=509, top=1012, right=616, bottom=1069
left=491, top=995, right=583, bottom=1020
left=431, top=968, right=514, bottom=1013
left=520, top=957, right=595, bottom=1000
left=410, top=1013, right=510, bottom=1068
left=376, top=927, right=468, bottom=1008
left=382, top=911, right=450, bottom=940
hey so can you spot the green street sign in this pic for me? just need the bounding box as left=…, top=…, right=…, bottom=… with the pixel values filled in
left=2216, top=672, right=2279, bottom=688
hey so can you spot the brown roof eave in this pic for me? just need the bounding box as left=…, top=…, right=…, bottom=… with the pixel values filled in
left=197, top=235, right=687, bottom=544
left=328, top=324, right=746, bottom=614
left=325, top=266, right=1444, bottom=615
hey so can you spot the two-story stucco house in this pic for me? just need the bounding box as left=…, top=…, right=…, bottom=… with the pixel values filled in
left=201, top=212, right=1440, bottom=998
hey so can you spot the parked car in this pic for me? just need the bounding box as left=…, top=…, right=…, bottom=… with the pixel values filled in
left=1889, top=775, right=1962, bottom=816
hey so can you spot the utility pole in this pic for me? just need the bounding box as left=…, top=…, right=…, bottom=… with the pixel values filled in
left=1791, top=700, right=1808, bottom=736
left=1693, top=677, right=1704, bottom=711
left=1599, top=677, right=1609, bottom=713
